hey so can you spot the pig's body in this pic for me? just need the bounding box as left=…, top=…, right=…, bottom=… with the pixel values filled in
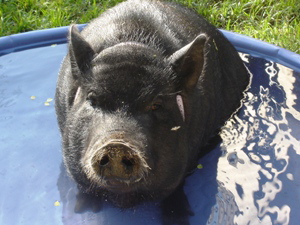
left=55, top=0, right=249, bottom=220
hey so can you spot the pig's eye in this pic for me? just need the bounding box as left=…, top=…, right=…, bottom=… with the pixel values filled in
left=151, top=103, right=161, bottom=111
left=145, top=98, right=163, bottom=112
left=87, top=92, right=97, bottom=107
left=146, top=99, right=162, bottom=111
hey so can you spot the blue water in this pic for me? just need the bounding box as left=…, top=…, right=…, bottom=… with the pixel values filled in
left=0, top=44, right=299, bottom=225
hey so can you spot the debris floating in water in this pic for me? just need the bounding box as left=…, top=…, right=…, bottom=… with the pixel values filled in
left=197, top=164, right=203, bottom=169
left=30, top=96, right=36, bottom=100
left=44, top=98, right=53, bottom=106
left=54, top=201, right=60, bottom=206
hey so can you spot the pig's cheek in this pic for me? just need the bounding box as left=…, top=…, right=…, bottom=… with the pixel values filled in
left=176, top=95, right=185, bottom=121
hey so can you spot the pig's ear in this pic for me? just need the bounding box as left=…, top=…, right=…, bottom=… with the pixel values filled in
left=169, top=34, right=207, bottom=92
left=68, top=25, right=95, bottom=80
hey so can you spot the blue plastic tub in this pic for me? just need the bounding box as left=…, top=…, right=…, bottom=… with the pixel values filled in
left=0, top=26, right=300, bottom=225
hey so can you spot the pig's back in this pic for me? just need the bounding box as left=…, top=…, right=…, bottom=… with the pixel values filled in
left=81, top=0, right=217, bottom=55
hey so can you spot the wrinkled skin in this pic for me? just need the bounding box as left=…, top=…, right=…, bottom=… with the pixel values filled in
left=55, top=0, right=250, bottom=223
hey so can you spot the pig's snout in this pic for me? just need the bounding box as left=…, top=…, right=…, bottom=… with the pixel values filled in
left=95, top=143, right=138, bottom=174
left=91, top=142, right=150, bottom=185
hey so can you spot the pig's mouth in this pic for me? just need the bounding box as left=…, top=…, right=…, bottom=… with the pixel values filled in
left=82, top=139, right=151, bottom=193
left=103, top=177, right=144, bottom=193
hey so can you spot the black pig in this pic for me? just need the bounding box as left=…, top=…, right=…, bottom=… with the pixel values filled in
left=55, top=0, right=250, bottom=222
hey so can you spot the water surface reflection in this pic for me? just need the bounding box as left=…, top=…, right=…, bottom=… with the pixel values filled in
left=206, top=54, right=300, bottom=225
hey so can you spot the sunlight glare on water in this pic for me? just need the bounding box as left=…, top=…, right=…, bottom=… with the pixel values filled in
left=210, top=54, right=300, bottom=225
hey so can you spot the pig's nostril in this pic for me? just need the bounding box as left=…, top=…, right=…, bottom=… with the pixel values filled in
left=99, top=155, right=110, bottom=166
left=122, top=157, right=135, bottom=168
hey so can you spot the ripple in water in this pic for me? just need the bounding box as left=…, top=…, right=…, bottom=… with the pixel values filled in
left=210, top=54, right=300, bottom=225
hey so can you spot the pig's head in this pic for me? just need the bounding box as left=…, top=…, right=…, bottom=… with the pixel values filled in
left=62, top=25, right=207, bottom=206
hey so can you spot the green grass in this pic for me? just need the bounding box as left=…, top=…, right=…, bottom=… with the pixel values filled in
left=0, top=0, right=299, bottom=54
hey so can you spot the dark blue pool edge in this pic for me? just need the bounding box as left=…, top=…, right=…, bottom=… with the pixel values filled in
left=1, top=25, right=299, bottom=73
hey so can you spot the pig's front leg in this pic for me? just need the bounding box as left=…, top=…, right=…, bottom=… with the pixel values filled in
left=161, top=182, right=194, bottom=225
left=74, top=190, right=103, bottom=213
